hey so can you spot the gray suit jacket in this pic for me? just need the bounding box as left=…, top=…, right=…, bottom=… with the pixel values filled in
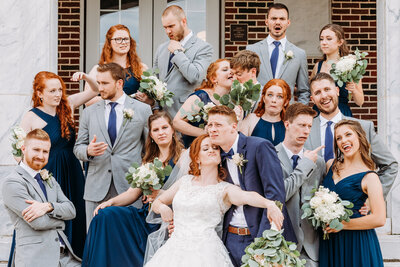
left=276, top=143, right=325, bottom=262
left=2, top=165, right=80, bottom=267
left=247, top=38, right=310, bottom=104
left=153, top=34, right=213, bottom=118
left=304, top=115, right=398, bottom=198
left=74, top=95, right=152, bottom=202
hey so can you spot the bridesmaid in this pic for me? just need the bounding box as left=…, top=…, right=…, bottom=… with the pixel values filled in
left=319, top=119, right=385, bottom=266
left=173, top=59, right=233, bottom=148
left=19, top=71, right=99, bottom=257
left=239, top=79, right=291, bottom=146
left=84, top=24, right=150, bottom=106
left=81, top=111, right=184, bottom=267
left=311, top=24, right=364, bottom=117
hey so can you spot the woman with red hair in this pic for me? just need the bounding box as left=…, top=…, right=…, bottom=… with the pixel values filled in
left=173, top=59, right=234, bottom=148
left=18, top=71, right=99, bottom=257
left=239, top=79, right=291, bottom=146
left=83, top=24, right=148, bottom=106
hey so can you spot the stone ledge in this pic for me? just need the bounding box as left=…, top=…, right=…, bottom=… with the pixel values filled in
left=379, top=234, right=400, bottom=260
left=384, top=263, right=400, bottom=267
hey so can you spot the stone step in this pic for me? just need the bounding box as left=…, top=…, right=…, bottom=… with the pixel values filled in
left=379, top=234, right=400, bottom=260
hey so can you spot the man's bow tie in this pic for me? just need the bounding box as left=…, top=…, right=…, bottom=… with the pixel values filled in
left=221, top=148, right=234, bottom=161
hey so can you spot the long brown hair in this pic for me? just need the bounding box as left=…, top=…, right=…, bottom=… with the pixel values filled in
left=142, top=111, right=183, bottom=165
left=188, top=134, right=226, bottom=180
left=254, top=79, right=291, bottom=120
left=99, top=24, right=143, bottom=81
left=332, top=120, right=375, bottom=176
left=195, top=59, right=229, bottom=91
left=32, top=71, right=74, bottom=140
left=319, top=24, right=350, bottom=61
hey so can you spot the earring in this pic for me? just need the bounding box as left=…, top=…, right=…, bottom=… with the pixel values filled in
left=151, top=139, right=154, bottom=143
left=40, top=98, right=43, bottom=102
left=198, top=164, right=201, bottom=170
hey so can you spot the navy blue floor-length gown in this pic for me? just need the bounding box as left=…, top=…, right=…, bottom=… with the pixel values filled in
left=82, top=159, right=175, bottom=267
left=319, top=168, right=384, bottom=267
left=32, top=107, right=86, bottom=256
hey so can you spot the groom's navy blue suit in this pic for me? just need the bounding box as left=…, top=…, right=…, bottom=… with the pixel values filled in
left=222, top=133, right=296, bottom=266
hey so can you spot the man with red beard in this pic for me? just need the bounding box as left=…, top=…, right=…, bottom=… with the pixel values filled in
left=153, top=5, right=213, bottom=118
left=305, top=72, right=398, bottom=199
left=247, top=3, right=310, bottom=105
left=3, top=129, right=80, bottom=266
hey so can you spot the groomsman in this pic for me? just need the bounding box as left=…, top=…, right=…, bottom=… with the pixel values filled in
left=207, top=105, right=296, bottom=267
left=230, top=50, right=262, bottom=113
left=3, top=129, right=80, bottom=266
left=305, top=72, right=398, bottom=198
left=153, top=5, right=213, bottom=117
left=276, top=103, right=325, bottom=267
left=74, top=63, right=151, bottom=227
left=247, top=3, right=310, bottom=104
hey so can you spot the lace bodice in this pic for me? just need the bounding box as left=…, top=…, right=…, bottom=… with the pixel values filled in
left=172, top=175, right=231, bottom=240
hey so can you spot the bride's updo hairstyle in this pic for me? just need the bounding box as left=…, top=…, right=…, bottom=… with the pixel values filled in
left=188, top=134, right=226, bottom=180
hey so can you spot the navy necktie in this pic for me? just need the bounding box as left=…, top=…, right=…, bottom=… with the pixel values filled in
left=221, top=148, right=234, bottom=161
left=324, top=121, right=334, bottom=162
left=168, top=53, right=174, bottom=72
left=292, top=155, right=300, bottom=170
left=34, top=173, right=48, bottom=200
left=108, top=102, right=118, bottom=146
left=270, top=41, right=281, bottom=78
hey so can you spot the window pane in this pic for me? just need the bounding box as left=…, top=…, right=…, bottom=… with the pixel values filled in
left=121, top=9, right=140, bottom=44
left=101, top=0, right=119, bottom=10
left=100, top=11, right=119, bottom=51
left=121, top=0, right=139, bottom=10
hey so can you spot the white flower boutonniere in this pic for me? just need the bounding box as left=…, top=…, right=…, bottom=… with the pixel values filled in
left=123, top=108, right=134, bottom=126
left=284, top=50, right=294, bottom=64
left=232, top=153, right=248, bottom=174
left=39, top=169, right=53, bottom=188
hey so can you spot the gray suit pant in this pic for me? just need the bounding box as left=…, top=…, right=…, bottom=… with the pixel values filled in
left=300, top=249, right=318, bottom=267
left=59, top=250, right=81, bottom=267
left=85, top=179, right=118, bottom=231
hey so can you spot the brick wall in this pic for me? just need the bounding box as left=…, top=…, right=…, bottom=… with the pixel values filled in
left=224, top=0, right=378, bottom=126
left=58, top=0, right=81, bottom=126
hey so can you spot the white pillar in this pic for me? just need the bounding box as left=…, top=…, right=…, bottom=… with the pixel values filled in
left=0, top=0, right=58, bottom=263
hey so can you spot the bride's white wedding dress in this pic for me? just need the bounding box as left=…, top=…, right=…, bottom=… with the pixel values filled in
left=145, top=175, right=234, bottom=267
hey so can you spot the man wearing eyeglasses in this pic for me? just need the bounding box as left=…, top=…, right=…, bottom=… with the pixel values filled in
left=153, top=5, right=213, bottom=118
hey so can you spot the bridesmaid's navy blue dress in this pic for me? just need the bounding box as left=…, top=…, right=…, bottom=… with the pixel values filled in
left=181, top=90, right=215, bottom=148
left=31, top=108, right=86, bottom=256
left=314, top=61, right=353, bottom=117
left=81, top=159, right=175, bottom=267
left=123, top=68, right=140, bottom=96
left=319, top=168, right=384, bottom=267
left=251, top=119, right=285, bottom=146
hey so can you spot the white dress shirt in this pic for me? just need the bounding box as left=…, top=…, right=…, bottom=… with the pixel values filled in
left=180, top=31, right=193, bottom=47
left=104, top=93, right=126, bottom=136
left=20, top=162, right=39, bottom=180
left=267, top=35, right=287, bottom=78
left=320, top=112, right=343, bottom=157
left=281, top=143, right=305, bottom=168
left=226, top=134, right=248, bottom=228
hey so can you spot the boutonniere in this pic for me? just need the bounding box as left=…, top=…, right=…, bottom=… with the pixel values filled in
left=39, top=169, right=53, bottom=188
left=123, top=108, right=134, bottom=126
left=232, top=153, right=248, bottom=174
left=284, top=50, right=294, bottom=64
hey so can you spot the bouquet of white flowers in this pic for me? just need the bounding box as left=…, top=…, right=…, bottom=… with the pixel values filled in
left=330, top=48, right=368, bottom=100
left=214, top=79, right=261, bottom=112
left=241, top=202, right=305, bottom=267
left=301, top=185, right=354, bottom=240
left=10, top=126, right=26, bottom=157
left=180, top=99, right=216, bottom=129
left=139, top=69, right=174, bottom=107
left=125, top=158, right=173, bottom=196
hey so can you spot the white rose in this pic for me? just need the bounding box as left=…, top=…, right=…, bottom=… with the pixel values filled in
left=336, top=56, right=356, bottom=72
left=310, top=195, right=323, bottom=209
left=16, top=139, right=24, bottom=149
left=203, top=102, right=216, bottom=113
left=39, top=169, right=50, bottom=181
left=232, top=153, right=244, bottom=166
left=322, top=193, right=337, bottom=205
left=286, top=50, right=294, bottom=58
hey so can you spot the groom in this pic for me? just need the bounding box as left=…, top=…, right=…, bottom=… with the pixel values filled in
left=207, top=105, right=296, bottom=267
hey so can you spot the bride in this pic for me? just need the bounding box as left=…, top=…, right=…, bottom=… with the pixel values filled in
left=145, top=134, right=284, bottom=267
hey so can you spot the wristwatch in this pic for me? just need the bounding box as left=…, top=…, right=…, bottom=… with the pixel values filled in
left=173, top=48, right=184, bottom=55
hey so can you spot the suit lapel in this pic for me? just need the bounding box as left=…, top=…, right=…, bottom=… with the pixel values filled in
left=260, top=39, right=273, bottom=79
left=16, top=166, right=47, bottom=202
left=277, top=41, right=292, bottom=78
left=96, top=101, right=112, bottom=147
left=113, top=96, right=133, bottom=148
left=236, top=133, right=247, bottom=190
left=276, top=143, right=292, bottom=171
left=310, top=116, right=322, bottom=153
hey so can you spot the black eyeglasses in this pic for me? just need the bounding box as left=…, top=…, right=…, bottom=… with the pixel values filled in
left=111, top=37, right=130, bottom=44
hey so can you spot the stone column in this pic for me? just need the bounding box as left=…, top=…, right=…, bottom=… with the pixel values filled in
left=0, top=0, right=58, bottom=264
